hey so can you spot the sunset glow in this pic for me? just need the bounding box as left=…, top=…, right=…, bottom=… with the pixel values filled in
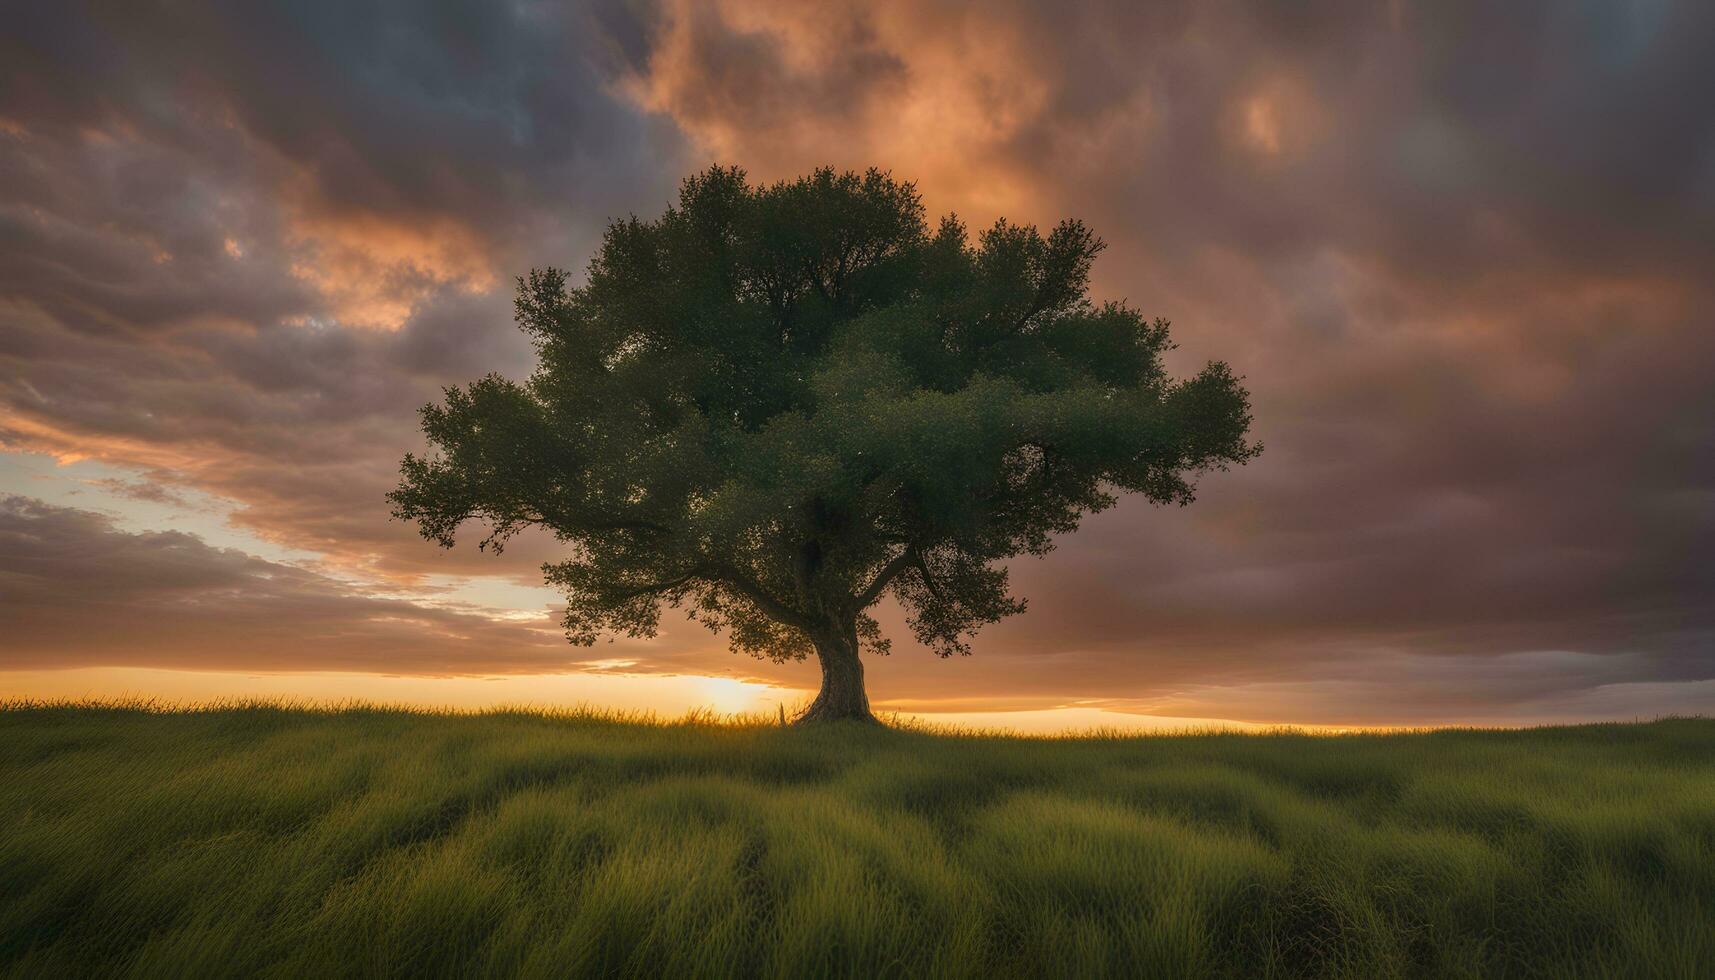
left=0, top=667, right=1296, bottom=734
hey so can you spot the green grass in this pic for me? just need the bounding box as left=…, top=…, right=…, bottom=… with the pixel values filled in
left=2, top=705, right=1712, bottom=978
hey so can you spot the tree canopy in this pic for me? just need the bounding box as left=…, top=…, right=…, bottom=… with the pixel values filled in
left=391, top=166, right=1258, bottom=723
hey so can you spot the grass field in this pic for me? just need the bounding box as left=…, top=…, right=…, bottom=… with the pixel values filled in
left=2, top=705, right=1712, bottom=978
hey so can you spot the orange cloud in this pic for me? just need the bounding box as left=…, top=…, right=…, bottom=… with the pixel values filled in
left=1230, top=73, right=1323, bottom=162
left=283, top=207, right=496, bottom=330
left=621, top=0, right=1053, bottom=220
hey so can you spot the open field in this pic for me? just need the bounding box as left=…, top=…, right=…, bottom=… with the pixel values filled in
left=2, top=705, right=1712, bottom=978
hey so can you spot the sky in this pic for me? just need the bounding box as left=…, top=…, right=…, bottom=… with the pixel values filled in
left=2, top=0, right=1712, bottom=728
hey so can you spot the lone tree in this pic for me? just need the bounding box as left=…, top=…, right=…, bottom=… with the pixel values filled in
left=391, top=167, right=1258, bottom=724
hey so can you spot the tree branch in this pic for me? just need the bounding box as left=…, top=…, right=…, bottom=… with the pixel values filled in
left=910, top=550, right=945, bottom=602
left=854, top=546, right=916, bottom=610
left=607, top=571, right=700, bottom=603
left=709, top=560, right=814, bottom=630
left=605, top=559, right=814, bottom=632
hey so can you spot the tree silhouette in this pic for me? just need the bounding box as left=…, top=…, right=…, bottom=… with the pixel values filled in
left=391, top=167, right=1258, bottom=723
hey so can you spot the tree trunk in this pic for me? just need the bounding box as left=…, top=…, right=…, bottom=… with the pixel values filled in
left=793, top=623, right=879, bottom=725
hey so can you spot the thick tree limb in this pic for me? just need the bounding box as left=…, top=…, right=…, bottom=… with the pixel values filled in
left=910, top=550, right=946, bottom=602
left=606, top=571, right=701, bottom=603
left=709, top=560, right=814, bottom=630
left=854, top=547, right=916, bottom=610
left=607, top=560, right=811, bottom=631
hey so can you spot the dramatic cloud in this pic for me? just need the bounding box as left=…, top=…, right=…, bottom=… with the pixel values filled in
left=0, top=495, right=573, bottom=673
left=1, top=0, right=683, bottom=579
left=1, top=0, right=1710, bottom=722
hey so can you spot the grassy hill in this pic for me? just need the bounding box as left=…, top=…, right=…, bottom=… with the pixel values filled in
left=2, top=705, right=1711, bottom=978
